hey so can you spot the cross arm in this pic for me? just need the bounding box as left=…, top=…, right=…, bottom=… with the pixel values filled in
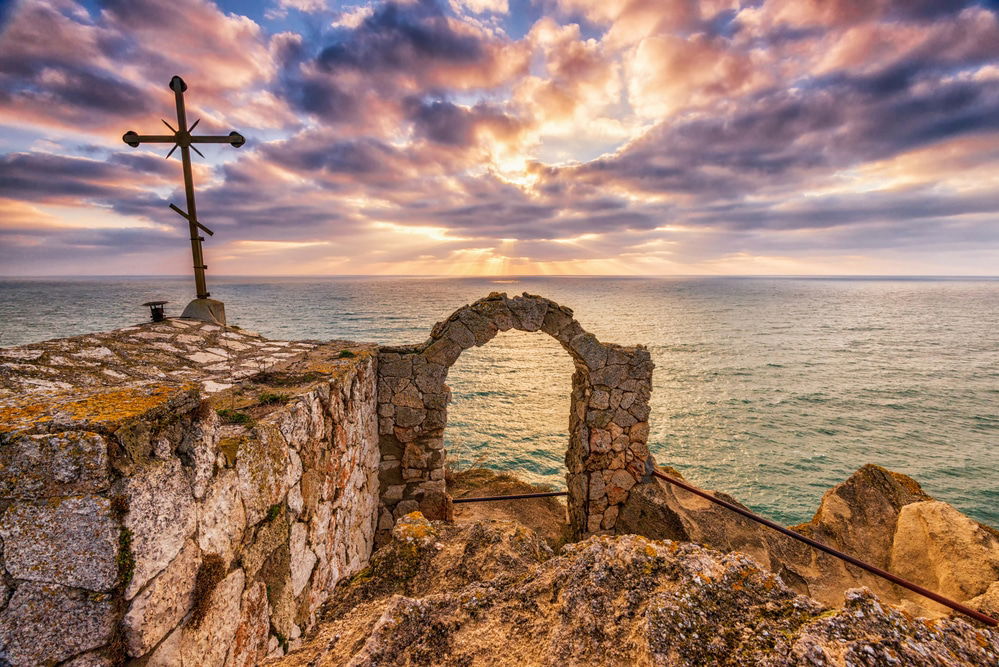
left=191, top=132, right=245, bottom=147
left=122, top=131, right=174, bottom=146
left=122, top=130, right=245, bottom=148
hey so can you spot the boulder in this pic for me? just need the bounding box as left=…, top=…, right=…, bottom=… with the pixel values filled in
left=890, top=500, right=999, bottom=611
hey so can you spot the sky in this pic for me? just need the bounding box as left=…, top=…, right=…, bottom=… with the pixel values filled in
left=0, top=0, right=998, bottom=276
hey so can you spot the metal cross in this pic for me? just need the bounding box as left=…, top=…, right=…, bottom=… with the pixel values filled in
left=122, top=76, right=244, bottom=300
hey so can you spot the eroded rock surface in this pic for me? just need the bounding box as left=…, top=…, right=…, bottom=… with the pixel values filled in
left=272, top=513, right=999, bottom=666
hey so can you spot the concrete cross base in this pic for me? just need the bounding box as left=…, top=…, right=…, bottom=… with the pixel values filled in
left=180, top=298, right=226, bottom=325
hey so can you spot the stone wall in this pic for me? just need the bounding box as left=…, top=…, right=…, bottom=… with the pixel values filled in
left=0, top=321, right=380, bottom=665
left=376, top=292, right=655, bottom=542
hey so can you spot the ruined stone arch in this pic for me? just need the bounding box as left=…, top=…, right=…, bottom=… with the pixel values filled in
left=375, top=292, right=655, bottom=543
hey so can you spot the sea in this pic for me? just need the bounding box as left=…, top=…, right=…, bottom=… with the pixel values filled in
left=1, top=275, right=996, bottom=528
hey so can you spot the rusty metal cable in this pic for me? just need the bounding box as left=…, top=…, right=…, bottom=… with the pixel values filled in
left=452, top=490, right=568, bottom=504
left=649, top=468, right=997, bottom=627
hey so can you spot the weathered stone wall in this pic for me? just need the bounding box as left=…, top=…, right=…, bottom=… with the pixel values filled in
left=376, top=292, right=655, bottom=543
left=0, top=321, right=380, bottom=665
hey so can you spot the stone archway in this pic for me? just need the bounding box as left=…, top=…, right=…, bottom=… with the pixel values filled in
left=374, top=292, right=655, bottom=544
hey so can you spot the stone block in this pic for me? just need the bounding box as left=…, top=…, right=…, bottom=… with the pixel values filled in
left=237, top=424, right=290, bottom=526
left=471, top=299, right=516, bottom=331
left=442, top=321, right=476, bottom=349
left=629, top=400, right=651, bottom=421
left=609, top=468, right=637, bottom=491
left=607, top=347, right=631, bottom=366
left=589, top=389, right=610, bottom=410
left=541, top=306, right=573, bottom=338
left=179, top=412, right=219, bottom=500
left=588, top=473, right=606, bottom=501
left=394, top=499, right=420, bottom=517
left=586, top=409, right=613, bottom=429
left=418, top=490, right=452, bottom=521
left=0, top=582, right=115, bottom=665
left=413, top=362, right=446, bottom=393
left=395, top=406, right=426, bottom=428
left=123, top=539, right=201, bottom=657
left=392, top=385, right=423, bottom=409
left=507, top=295, right=547, bottom=331
left=197, top=469, right=246, bottom=567
left=601, top=504, right=620, bottom=530
left=0, top=431, right=109, bottom=500
left=589, top=429, right=611, bottom=453
left=607, top=485, right=629, bottom=505
left=394, top=426, right=418, bottom=443
left=612, top=408, right=638, bottom=429
left=380, top=357, right=412, bottom=378
left=591, top=364, right=628, bottom=388
left=0, top=495, right=118, bottom=591
left=384, top=484, right=405, bottom=502
left=630, top=421, right=650, bottom=443
left=457, top=308, right=499, bottom=345
left=402, top=443, right=430, bottom=469
left=180, top=568, right=245, bottom=667
left=290, top=521, right=318, bottom=597
left=226, top=581, right=270, bottom=667
left=569, top=333, right=607, bottom=369
left=241, top=510, right=288, bottom=580
left=423, top=390, right=449, bottom=410
left=611, top=435, right=630, bottom=452
left=423, top=337, right=462, bottom=366
left=121, top=458, right=197, bottom=598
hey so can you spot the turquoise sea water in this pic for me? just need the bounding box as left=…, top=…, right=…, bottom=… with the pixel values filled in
left=2, top=276, right=996, bottom=527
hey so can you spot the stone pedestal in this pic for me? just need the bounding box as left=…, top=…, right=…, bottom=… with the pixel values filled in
left=181, top=298, right=226, bottom=326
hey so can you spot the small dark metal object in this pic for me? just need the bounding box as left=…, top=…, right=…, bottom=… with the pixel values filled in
left=122, top=76, right=245, bottom=301
left=142, top=300, right=168, bottom=322
left=650, top=468, right=998, bottom=627
left=452, top=491, right=567, bottom=504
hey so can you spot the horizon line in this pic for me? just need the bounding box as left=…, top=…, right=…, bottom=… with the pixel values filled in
left=2, top=273, right=999, bottom=280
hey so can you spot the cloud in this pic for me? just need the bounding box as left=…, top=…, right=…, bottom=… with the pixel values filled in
left=1, top=0, right=998, bottom=276
left=451, top=0, right=509, bottom=15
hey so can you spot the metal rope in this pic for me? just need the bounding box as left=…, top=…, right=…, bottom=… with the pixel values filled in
left=650, top=468, right=997, bottom=627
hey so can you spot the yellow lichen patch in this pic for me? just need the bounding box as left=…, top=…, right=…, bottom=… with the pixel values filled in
left=62, top=384, right=187, bottom=424
left=0, top=402, right=52, bottom=433
left=393, top=512, right=436, bottom=542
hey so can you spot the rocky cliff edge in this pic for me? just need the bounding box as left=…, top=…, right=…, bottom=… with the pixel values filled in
left=271, top=512, right=998, bottom=666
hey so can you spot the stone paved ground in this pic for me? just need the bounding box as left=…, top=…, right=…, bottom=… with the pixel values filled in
left=0, top=319, right=326, bottom=397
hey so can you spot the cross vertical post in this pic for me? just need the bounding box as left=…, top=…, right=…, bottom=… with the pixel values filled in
left=172, top=77, right=209, bottom=300
left=122, top=75, right=245, bottom=324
